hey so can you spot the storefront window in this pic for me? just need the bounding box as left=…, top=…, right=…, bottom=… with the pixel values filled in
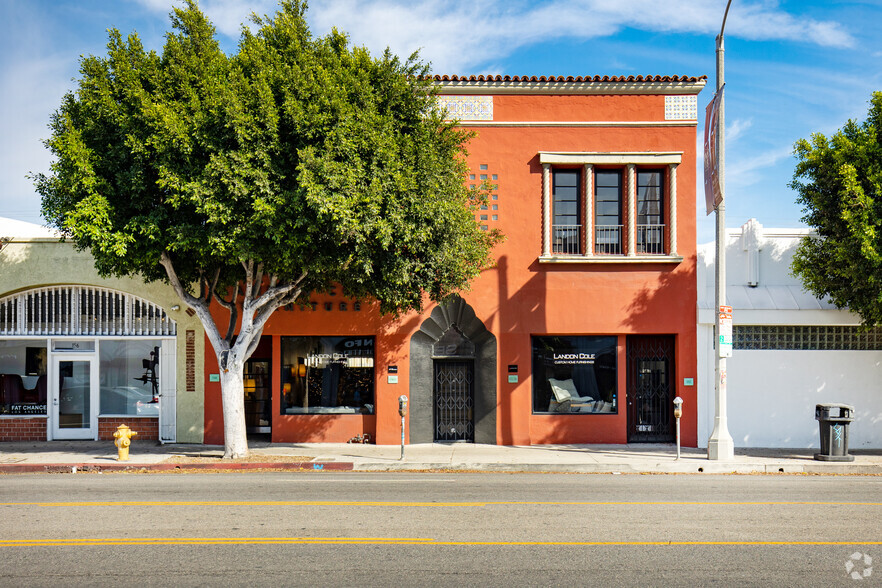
left=532, top=336, right=617, bottom=414
left=99, top=340, right=161, bottom=416
left=0, top=341, right=47, bottom=415
left=280, top=336, right=374, bottom=414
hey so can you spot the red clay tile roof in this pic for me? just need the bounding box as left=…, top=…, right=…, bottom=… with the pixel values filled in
left=430, top=74, right=706, bottom=83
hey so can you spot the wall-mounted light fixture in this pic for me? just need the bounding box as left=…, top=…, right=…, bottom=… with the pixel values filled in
left=171, top=305, right=181, bottom=311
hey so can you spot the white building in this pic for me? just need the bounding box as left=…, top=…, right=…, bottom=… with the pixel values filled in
left=698, top=219, right=882, bottom=449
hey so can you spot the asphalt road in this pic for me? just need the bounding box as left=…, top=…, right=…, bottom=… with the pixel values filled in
left=0, top=472, right=879, bottom=586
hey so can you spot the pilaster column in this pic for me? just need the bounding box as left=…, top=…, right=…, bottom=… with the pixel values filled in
left=542, top=164, right=551, bottom=256
left=584, top=164, right=594, bottom=255
left=627, top=164, right=636, bottom=256
left=668, top=163, right=678, bottom=256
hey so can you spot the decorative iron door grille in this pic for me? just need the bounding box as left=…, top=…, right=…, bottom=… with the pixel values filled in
left=433, top=360, right=475, bottom=442
left=626, top=336, right=675, bottom=443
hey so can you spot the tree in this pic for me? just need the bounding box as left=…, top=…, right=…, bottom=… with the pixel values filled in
left=34, top=0, right=500, bottom=457
left=790, top=91, right=882, bottom=327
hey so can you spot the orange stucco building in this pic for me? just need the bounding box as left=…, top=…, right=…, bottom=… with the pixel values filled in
left=202, top=74, right=707, bottom=448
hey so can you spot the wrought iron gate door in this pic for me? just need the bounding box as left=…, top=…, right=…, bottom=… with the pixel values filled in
left=626, top=336, right=675, bottom=443
left=433, top=360, right=475, bottom=442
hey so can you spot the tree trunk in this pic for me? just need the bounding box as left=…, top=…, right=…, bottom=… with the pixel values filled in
left=218, top=361, right=249, bottom=458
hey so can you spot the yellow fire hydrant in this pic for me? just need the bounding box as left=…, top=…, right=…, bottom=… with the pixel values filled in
left=113, top=424, right=137, bottom=461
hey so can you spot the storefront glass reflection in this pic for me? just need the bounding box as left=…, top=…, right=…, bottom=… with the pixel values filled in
left=280, top=336, right=374, bottom=414
left=0, top=341, right=47, bottom=414
left=532, top=336, right=617, bottom=414
left=99, top=340, right=161, bottom=416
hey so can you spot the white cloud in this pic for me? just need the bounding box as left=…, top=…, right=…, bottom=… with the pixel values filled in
left=0, top=5, right=80, bottom=223
left=726, top=118, right=753, bottom=144
left=304, top=0, right=855, bottom=71
left=130, top=0, right=856, bottom=72
left=727, top=144, right=794, bottom=188
left=129, top=0, right=277, bottom=37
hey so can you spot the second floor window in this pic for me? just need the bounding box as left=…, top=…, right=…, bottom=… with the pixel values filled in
left=637, top=170, right=665, bottom=254
left=539, top=151, right=682, bottom=261
left=595, top=170, right=623, bottom=255
left=552, top=169, right=581, bottom=254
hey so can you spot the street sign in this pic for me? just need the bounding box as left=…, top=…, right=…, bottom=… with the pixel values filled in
left=718, top=305, right=732, bottom=358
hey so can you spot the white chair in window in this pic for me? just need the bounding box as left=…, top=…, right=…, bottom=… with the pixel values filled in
left=548, top=378, right=594, bottom=412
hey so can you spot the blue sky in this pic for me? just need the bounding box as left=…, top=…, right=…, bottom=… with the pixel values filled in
left=2, top=0, right=880, bottom=244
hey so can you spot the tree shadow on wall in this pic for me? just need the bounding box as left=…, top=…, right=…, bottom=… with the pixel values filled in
left=622, top=258, right=698, bottom=333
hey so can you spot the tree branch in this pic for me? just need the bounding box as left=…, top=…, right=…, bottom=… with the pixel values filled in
left=212, top=289, right=238, bottom=344
left=250, top=272, right=308, bottom=330
left=243, top=259, right=254, bottom=303
left=243, top=325, right=265, bottom=359
left=159, top=251, right=227, bottom=356
left=253, top=262, right=264, bottom=300
left=252, top=271, right=307, bottom=314
left=160, top=251, right=203, bottom=309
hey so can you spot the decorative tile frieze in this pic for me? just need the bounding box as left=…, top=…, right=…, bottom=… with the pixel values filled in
left=664, top=95, right=697, bottom=120
left=439, top=95, right=493, bottom=121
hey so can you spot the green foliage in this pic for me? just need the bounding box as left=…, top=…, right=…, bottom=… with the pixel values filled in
left=35, top=0, right=499, bottom=317
left=790, top=91, right=882, bottom=326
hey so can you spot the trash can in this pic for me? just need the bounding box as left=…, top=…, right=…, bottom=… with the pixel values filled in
left=814, top=403, right=855, bottom=462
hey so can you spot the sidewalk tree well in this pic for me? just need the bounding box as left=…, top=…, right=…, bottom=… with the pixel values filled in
left=790, top=91, right=882, bottom=327
left=33, top=0, right=500, bottom=458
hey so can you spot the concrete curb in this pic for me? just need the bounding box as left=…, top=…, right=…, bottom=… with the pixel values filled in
left=346, top=462, right=882, bottom=475
left=1, top=461, right=879, bottom=475
left=0, top=461, right=353, bottom=474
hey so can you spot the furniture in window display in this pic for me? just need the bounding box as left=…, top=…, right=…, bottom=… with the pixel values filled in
left=547, top=378, right=615, bottom=413
left=1, top=374, right=49, bottom=415
left=244, top=360, right=271, bottom=432
left=22, top=374, right=47, bottom=404
left=1, top=374, right=27, bottom=405
left=548, top=378, right=593, bottom=412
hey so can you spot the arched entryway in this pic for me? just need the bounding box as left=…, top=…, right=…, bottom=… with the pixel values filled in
left=408, top=296, right=496, bottom=444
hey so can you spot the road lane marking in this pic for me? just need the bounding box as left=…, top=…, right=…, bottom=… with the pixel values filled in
left=1, top=500, right=880, bottom=507
left=0, top=537, right=433, bottom=547
left=0, top=537, right=880, bottom=547
left=272, top=478, right=461, bottom=482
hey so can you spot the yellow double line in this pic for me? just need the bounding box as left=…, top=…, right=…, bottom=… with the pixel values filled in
left=0, top=537, right=431, bottom=547
left=2, top=500, right=882, bottom=507
left=1, top=537, right=881, bottom=547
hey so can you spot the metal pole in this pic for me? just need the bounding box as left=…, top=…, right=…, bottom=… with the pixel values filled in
left=674, top=397, right=683, bottom=460
left=676, top=417, right=681, bottom=460
left=400, top=414, right=405, bottom=460
left=708, top=0, right=735, bottom=461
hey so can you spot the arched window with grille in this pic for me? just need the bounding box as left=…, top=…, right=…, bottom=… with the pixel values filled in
left=0, top=286, right=176, bottom=337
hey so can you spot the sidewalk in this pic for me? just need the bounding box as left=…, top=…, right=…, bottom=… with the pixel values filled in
left=1, top=440, right=881, bottom=474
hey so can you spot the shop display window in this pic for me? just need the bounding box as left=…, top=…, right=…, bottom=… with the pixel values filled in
left=0, top=341, right=47, bottom=415
left=99, top=340, right=161, bottom=416
left=280, top=336, right=374, bottom=414
left=532, top=336, right=617, bottom=414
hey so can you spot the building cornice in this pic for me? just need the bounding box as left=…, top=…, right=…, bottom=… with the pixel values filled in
left=433, top=75, right=707, bottom=96
left=456, top=120, right=697, bottom=127
left=539, top=152, right=684, bottom=165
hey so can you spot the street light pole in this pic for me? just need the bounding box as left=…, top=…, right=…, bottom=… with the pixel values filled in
left=707, top=0, right=735, bottom=461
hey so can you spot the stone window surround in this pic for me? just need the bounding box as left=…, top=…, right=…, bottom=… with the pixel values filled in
left=539, top=152, right=683, bottom=264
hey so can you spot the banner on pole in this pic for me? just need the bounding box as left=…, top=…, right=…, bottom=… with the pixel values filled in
left=704, top=84, right=725, bottom=215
